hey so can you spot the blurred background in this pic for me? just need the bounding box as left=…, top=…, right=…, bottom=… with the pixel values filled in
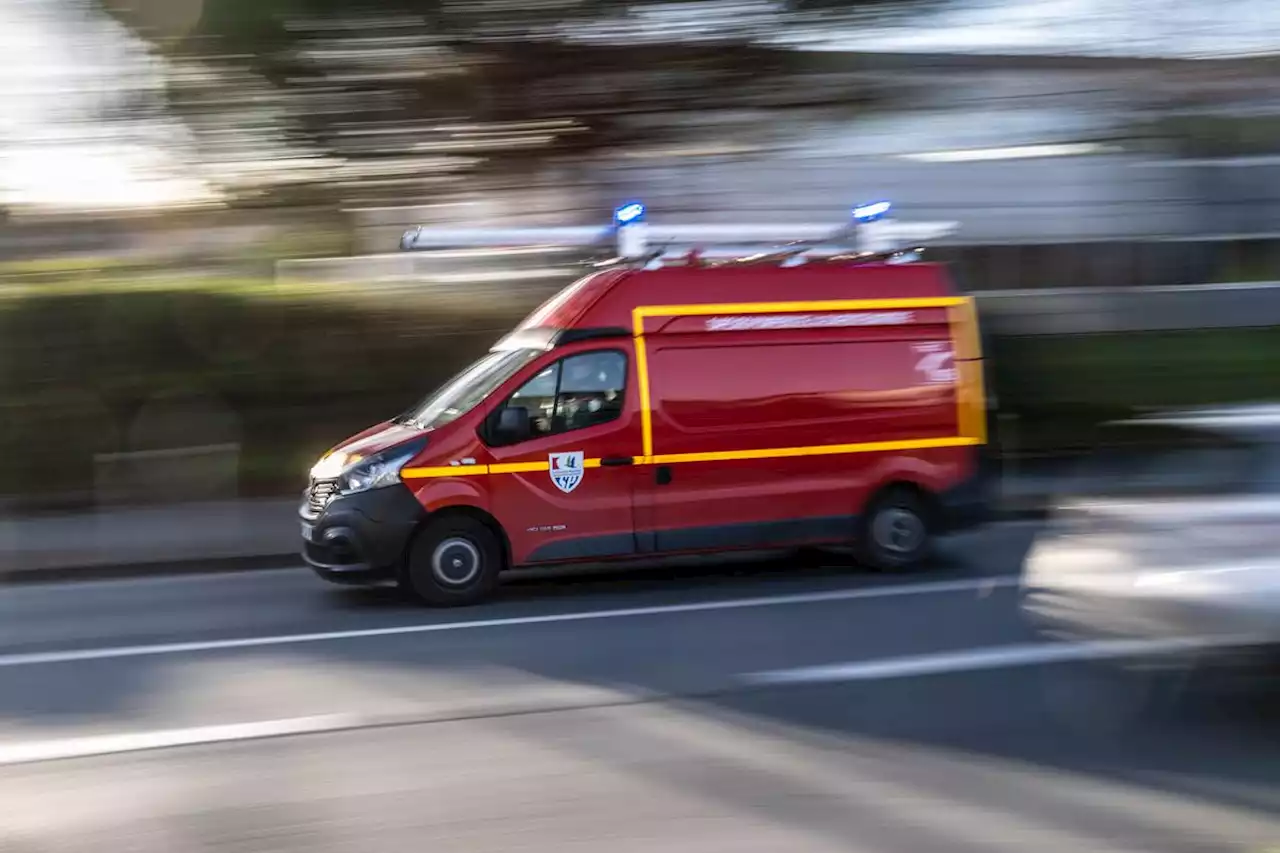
left=0, top=4, right=1278, bottom=850
left=0, top=0, right=1277, bottom=519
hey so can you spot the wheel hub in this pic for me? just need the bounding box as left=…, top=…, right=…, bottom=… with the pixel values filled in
left=873, top=507, right=924, bottom=554
left=431, top=537, right=481, bottom=586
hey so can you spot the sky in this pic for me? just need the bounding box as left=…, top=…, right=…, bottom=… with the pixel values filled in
left=0, top=0, right=218, bottom=212
left=0, top=0, right=1276, bottom=212
left=790, top=0, right=1280, bottom=56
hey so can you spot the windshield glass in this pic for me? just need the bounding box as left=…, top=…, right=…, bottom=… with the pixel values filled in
left=405, top=348, right=541, bottom=430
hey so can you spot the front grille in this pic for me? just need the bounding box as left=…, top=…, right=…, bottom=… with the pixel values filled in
left=308, top=478, right=339, bottom=514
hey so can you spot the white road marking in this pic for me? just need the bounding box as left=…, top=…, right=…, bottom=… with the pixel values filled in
left=0, top=715, right=357, bottom=767
left=743, top=635, right=1258, bottom=686
left=900, top=142, right=1115, bottom=162
left=0, top=576, right=1017, bottom=668
left=0, top=631, right=1253, bottom=768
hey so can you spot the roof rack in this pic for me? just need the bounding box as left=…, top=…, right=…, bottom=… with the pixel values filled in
left=399, top=201, right=958, bottom=266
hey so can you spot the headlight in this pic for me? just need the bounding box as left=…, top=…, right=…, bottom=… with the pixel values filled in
left=314, top=439, right=425, bottom=497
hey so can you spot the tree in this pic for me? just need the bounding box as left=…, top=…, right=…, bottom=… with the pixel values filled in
left=95, top=0, right=949, bottom=208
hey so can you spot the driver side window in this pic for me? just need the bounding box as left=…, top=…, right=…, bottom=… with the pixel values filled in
left=509, top=363, right=561, bottom=438
left=496, top=350, right=627, bottom=443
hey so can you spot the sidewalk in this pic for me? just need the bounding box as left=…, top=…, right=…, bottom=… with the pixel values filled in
left=0, top=474, right=1058, bottom=583
left=0, top=498, right=301, bottom=582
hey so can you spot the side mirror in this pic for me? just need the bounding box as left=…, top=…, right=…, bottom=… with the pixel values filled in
left=493, top=406, right=531, bottom=445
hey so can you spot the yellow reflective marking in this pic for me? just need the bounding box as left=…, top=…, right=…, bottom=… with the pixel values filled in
left=405, top=458, right=605, bottom=479
left=489, top=461, right=549, bottom=474
left=947, top=303, right=965, bottom=443
left=633, top=310, right=654, bottom=462
left=950, top=298, right=988, bottom=444
left=632, top=297, right=966, bottom=322
left=630, top=296, right=980, bottom=460
left=651, top=437, right=980, bottom=466
left=401, top=465, right=488, bottom=479
left=403, top=439, right=979, bottom=480
left=952, top=298, right=983, bottom=361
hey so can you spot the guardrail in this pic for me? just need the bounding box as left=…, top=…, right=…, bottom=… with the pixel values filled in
left=974, top=281, right=1280, bottom=335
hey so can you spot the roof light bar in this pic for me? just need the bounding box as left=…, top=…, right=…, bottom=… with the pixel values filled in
left=399, top=201, right=958, bottom=262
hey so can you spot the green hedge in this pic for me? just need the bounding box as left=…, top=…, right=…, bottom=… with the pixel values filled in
left=0, top=285, right=532, bottom=506
left=2, top=283, right=1279, bottom=507
left=990, top=329, right=1280, bottom=455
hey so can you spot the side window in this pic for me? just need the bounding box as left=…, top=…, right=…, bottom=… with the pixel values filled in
left=496, top=350, right=627, bottom=443
left=510, top=363, right=560, bottom=433
left=556, top=350, right=627, bottom=433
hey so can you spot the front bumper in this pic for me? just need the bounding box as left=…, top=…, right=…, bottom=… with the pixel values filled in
left=300, top=483, right=427, bottom=585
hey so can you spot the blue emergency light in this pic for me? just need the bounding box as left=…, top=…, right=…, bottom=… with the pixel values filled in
left=613, top=202, right=646, bottom=226
left=852, top=201, right=892, bottom=223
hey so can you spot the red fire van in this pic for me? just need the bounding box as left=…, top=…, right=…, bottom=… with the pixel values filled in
left=301, top=210, right=990, bottom=605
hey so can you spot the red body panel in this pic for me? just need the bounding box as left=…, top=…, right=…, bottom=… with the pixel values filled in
left=330, top=421, right=424, bottom=461
left=640, top=318, right=965, bottom=545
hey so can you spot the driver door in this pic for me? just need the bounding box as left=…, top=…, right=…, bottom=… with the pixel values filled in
left=484, top=344, right=642, bottom=565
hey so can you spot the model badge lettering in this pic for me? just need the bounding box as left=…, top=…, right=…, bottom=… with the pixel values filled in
left=549, top=451, right=585, bottom=493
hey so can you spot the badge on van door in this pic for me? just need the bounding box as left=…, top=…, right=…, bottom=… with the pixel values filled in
left=549, top=451, right=585, bottom=493
left=912, top=342, right=956, bottom=384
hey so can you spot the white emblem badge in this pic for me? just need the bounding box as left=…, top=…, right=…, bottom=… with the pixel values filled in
left=549, top=451, right=585, bottom=494
left=912, top=342, right=957, bottom=384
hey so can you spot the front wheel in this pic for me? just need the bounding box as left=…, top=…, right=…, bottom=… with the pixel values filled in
left=856, top=487, right=934, bottom=571
left=403, top=515, right=503, bottom=606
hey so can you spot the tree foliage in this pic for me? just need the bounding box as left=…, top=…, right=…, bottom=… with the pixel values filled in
left=107, top=0, right=948, bottom=52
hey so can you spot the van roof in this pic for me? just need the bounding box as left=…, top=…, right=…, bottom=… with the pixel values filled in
left=515, top=262, right=957, bottom=336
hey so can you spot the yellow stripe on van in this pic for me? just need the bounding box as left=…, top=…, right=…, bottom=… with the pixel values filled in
left=402, top=438, right=982, bottom=480
left=405, top=459, right=607, bottom=479
left=957, top=360, right=988, bottom=443
left=488, top=461, right=550, bottom=474
left=632, top=311, right=655, bottom=463
left=949, top=298, right=988, bottom=444
left=401, top=465, right=489, bottom=479
left=632, top=297, right=966, bottom=322
left=651, top=437, right=980, bottom=466
left=631, top=296, right=987, bottom=460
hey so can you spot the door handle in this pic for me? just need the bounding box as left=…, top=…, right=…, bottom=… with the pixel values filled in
left=600, top=456, right=634, bottom=467
left=655, top=465, right=672, bottom=486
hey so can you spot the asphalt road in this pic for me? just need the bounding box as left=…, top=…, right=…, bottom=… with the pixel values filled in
left=0, top=522, right=1276, bottom=852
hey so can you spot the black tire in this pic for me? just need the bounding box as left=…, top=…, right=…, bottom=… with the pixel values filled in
left=856, top=486, right=934, bottom=571
left=402, top=515, right=503, bottom=606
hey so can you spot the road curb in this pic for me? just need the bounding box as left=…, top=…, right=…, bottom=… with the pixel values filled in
left=0, top=553, right=302, bottom=586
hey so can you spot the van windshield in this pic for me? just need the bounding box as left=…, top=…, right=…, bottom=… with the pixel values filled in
left=404, top=348, right=541, bottom=430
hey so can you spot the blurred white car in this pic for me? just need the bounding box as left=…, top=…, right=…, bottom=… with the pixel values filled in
left=1021, top=405, right=1280, bottom=661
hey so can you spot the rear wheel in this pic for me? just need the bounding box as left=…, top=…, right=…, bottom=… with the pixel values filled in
left=857, top=486, right=934, bottom=571
left=403, top=515, right=503, bottom=606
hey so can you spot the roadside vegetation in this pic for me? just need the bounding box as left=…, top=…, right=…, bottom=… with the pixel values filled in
left=3, top=272, right=1279, bottom=509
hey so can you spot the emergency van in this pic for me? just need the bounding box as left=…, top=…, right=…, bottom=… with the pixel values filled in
left=301, top=203, right=991, bottom=605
